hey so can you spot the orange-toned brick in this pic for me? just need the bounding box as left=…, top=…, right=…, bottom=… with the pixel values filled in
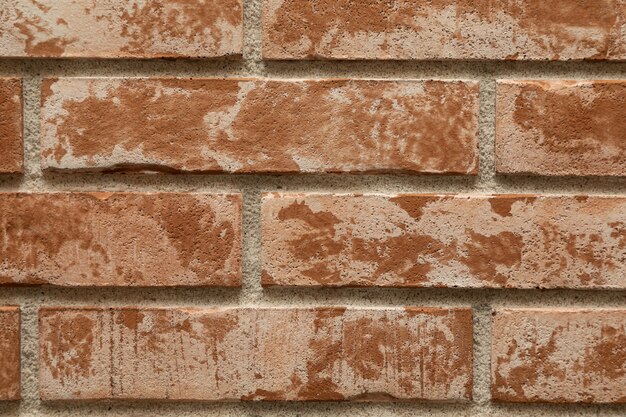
left=263, top=0, right=626, bottom=60
left=40, top=78, right=479, bottom=175
left=0, top=307, right=20, bottom=401
left=0, top=0, right=242, bottom=58
left=496, top=80, right=626, bottom=177
left=492, top=309, right=626, bottom=403
left=0, top=193, right=241, bottom=286
left=0, top=78, right=22, bottom=173
left=262, top=194, right=626, bottom=288
left=39, top=307, right=473, bottom=401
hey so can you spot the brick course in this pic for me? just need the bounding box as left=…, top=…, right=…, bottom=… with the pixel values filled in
left=39, top=307, right=473, bottom=401
left=262, top=194, right=626, bottom=289
left=0, top=78, right=22, bottom=173
left=0, top=307, right=20, bottom=401
left=0, top=1, right=242, bottom=58
left=492, top=309, right=626, bottom=403
left=496, top=80, right=626, bottom=177
left=41, top=78, right=479, bottom=174
left=0, top=193, right=242, bottom=286
left=263, top=0, right=626, bottom=60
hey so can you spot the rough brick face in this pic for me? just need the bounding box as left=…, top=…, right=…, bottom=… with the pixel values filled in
left=0, top=0, right=242, bottom=58
left=263, top=0, right=626, bottom=60
left=0, top=193, right=241, bottom=287
left=39, top=307, right=473, bottom=402
left=0, top=78, right=22, bottom=174
left=262, top=194, right=626, bottom=289
left=40, top=78, right=479, bottom=174
left=496, top=80, right=626, bottom=177
left=0, top=307, right=20, bottom=401
left=492, top=309, right=626, bottom=403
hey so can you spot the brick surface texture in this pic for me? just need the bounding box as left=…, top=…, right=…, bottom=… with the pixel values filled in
left=40, top=78, right=479, bottom=174
left=0, top=307, right=20, bottom=401
left=39, top=307, right=473, bottom=401
left=497, top=80, right=626, bottom=177
left=0, top=78, right=22, bottom=173
left=262, top=194, right=626, bottom=289
left=263, top=0, right=626, bottom=60
left=492, top=309, right=626, bottom=403
left=0, top=0, right=243, bottom=58
left=0, top=0, right=625, bottom=413
left=0, top=193, right=242, bottom=287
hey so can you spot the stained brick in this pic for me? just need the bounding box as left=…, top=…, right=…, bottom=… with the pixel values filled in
left=0, top=78, right=22, bottom=173
left=263, top=0, right=626, bottom=60
left=0, top=0, right=242, bottom=58
left=39, top=306, right=473, bottom=401
left=262, top=194, right=626, bottom=288
left=0, top=193, right=241, bottom=286
left=40, top=78, right=479, bottom=175
left=496, top=80, right=626, bottom=177
left=492, top=309, right=626, bottom=403
left=0, top=307, right=20, bottom=401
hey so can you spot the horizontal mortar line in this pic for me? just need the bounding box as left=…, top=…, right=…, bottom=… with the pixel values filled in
left=1, top=288, right=625, bottom=304
left=19, top=402, right=486, bottom=412
left=0, top=60, right=625, bottom=77
left=7, top=405, right=626, bottom=417
left=2, top=176, right=626, bottom=193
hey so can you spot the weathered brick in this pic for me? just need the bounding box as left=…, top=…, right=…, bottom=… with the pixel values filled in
left=0, top=307, right=20, bottom=401
left=262, top=194, right=626, bottom=288
left=496, top=80, right=626, bottom=177
left=0, top=193, right=241, bottom=286
left=492, top=309, right=626, bottom=403
left=0, top=78, right=22, bottom=174
left=39, top=306, right=473, bottom=401
left=0, top=0, right=242, bottom=58
left=40, top=78, right=479, bottom=174
left=263, top=0, right=626, bottom=60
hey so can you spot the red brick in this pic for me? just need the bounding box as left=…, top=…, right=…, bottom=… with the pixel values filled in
left=263, top=0, right=626, bottom=60
left=262, top=194, right=626, bottom=288
left=492, top=309, right=626, bottom=403
left=0, top=193, right=241, bottom=286
left=0, top=307, right=20, bottom=401
left=0, top=78, right=22, bottom=174
left=0, top=1, right=242, bottom=58
left=39, top=306, right=472, bottom=402
left=496, top=80, right=626, bottom=177
left=40, top=78, right=479, bottom=175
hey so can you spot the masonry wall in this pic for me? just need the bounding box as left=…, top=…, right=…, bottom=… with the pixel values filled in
left=0, top=1, right=625, bottom=417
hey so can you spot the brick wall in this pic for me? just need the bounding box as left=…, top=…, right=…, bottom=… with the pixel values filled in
left=0, top=1, right=625, bottom=416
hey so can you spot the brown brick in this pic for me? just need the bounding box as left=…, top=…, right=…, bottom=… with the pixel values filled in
left=492, top=309, right=626, bottom=403
left=0, top=1, right=242, bottom=58
left=40, top=78, right=479, bottom=175
left=39, top=306, right=473, bottom=401
left=496, top=80, right=626, bottom=177
left=0, top=307, right=20, bottom=401
left=0, top=193, right=241, bottom=286
left=262, top=194, right=626, bottom=288
left=0, top=78, right=22, bottom=173
left=263, top=0, right=626, bottom=60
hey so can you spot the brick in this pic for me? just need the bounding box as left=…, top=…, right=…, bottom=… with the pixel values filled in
left=40, top=78, right=479, bottom=175
left=0, top=193, right=241, bottom=286
left=0, top=0, right=242, bottom=58
left=263, top=0, right=626, bottom=60
left=492, top=309, right=626, bottom=403
left=39, top=306, right=472, bottom=401
left=0, top=307, right=20, bottom=401
left=262, top=194, right=626, bottom=289
left=496, top=80, right=626, bottom=177
left=0, top=78, right=22, bottom=173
